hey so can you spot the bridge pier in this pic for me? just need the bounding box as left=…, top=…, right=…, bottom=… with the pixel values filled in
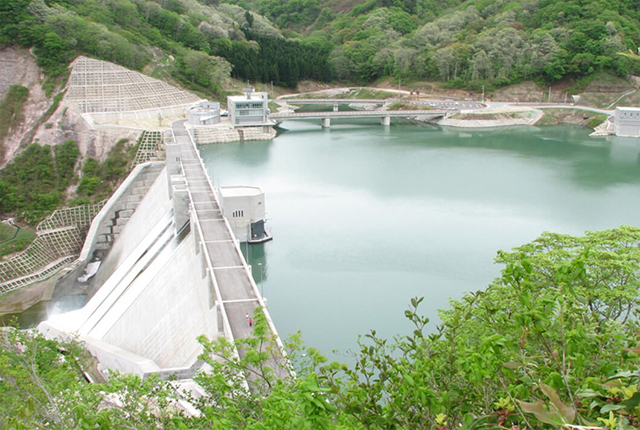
left=381, top=116, right=391, bottom=126
left=322, top=118, right=331, bottom=128
left=333, top=103, right=338, bottom=112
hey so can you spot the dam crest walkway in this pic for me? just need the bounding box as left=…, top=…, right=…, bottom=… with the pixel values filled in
left=171, top=120, right=289, bottom=378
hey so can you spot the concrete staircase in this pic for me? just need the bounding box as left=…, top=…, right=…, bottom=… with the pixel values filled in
left=94, top=164, right=164, bottom=258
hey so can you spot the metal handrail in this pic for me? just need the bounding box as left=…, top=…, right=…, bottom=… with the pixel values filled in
left=270, top=109, right=448, bottom=118
left=175, top=125, right=291, bottom=376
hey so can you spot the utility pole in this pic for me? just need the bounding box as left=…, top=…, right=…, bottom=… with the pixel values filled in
left=548, top=86, right=551, bottom=102
left=482, top=84, right=485, bottom=103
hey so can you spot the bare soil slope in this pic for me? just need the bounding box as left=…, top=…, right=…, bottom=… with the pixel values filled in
left=0, top=49, right=142, bottom=167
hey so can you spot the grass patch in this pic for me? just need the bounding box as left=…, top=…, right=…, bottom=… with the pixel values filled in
left=347, top=88, right=398, bottom=99
left=535, top=112, right=559, bottom=126
left=577, top=93, right=621, bottom=109
left=268, top=101, right=280, bottom=112
left=0, top=141, right=80, bottom=225
left=567, top=72, right=633, bottom=96
left=41, top=70, right=70, bottom=99
left=0, top=224, right=17, bottom=241
left=566, top=74, right=598, bottom=95
left=0, top=225, right=36, bottom=259
left=387, top=102, right=432, bottom=110
left=0, top=86, right=29, bottom=160
left=535, top=108, right=609, bottom=129
left=42, top=91, right=65, bottom=124
left=584, top=72, right=634, bottom=90
left=610, top=89, right=640, bottom=108
left=587, top=114, right=608, bottom=129
left=75, top=138, right=137, bottom=203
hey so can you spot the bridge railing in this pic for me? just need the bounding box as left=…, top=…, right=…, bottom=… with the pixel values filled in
left=280, top=99, right=388, bottom=104
left=270, top=110, right=449, bottom=119
left=173, top=133, right=234, bottom=344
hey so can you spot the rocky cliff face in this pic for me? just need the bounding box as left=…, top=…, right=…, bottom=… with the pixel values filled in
left=0, top=47, right=50, bottom=166
left=0, top=48, right=139, bottom=168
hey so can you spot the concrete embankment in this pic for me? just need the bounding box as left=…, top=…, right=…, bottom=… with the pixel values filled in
left=437, top=117, right=534, bottom=128
left=190, top=125, right=276, bottom=144
left=433, top=107, right=543, bottom=129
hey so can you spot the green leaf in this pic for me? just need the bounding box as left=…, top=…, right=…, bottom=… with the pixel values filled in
left=577, top=388, right=600, bottom=399
left=622, top=392, right=640, bottom=411
left=600, top=404, right=625, bottom=413
left=517, top=400, right=565, bottom=426
left=404, top=373, right=415, bottom=386
left=540, top=383, right=575, bottom=424
left=503, top=361, right=523, bottom=369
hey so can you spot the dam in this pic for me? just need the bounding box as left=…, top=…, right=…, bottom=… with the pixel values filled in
left=20, top=57, right=290, bottom=383
left=4, top=55, right=638, bottom=377
left=38, top=122, right=288, bottom=381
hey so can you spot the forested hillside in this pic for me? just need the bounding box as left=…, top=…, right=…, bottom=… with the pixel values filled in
left=3, top=0, right=640, bottom=92
left=0, top=0, right=331, bottom=91
left=229, top=0, right=640, bottom=89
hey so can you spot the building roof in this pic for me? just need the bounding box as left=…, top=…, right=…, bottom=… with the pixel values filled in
left=228, top=92, right=269, bottom=102
left=219, top=186, right=264, bottom=197
left=616, top=106, right=640, bottom=112
left=190, top=107, right=217, bottom=114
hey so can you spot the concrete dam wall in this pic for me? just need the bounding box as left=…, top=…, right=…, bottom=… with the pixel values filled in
left=40, top=165, right=220, bottom=379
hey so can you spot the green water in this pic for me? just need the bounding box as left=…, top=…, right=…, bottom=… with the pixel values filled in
left=198, top=120, right=640, bottom=360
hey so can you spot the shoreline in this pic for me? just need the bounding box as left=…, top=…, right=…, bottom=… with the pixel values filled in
left=278, top=87, right=615, bottom=135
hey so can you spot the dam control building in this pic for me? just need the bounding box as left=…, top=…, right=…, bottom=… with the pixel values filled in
left=219, top=186, right=272, bottom=244
left=614, top=107, right=640, bottom=137
left=227, top=88, right=272, bottom=127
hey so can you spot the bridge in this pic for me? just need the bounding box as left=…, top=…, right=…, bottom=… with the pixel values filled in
left=269, top=109, right=449, bottom=127
left=279, top=98, right=388, bottom=108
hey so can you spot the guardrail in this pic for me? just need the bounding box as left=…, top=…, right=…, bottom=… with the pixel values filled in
left=281, top=99, right=388, bottom=104
left=270, top=110, right=448, bottom=119
left=175, top=124, right=290, bottom=374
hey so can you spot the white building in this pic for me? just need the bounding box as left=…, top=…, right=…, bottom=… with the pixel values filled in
left=614, top=107, right=640, bottom=137
left=219, top=186, right=272, bottom=243
left=188, top=101, right=220, bottom=125
left=227, top=89, right=273, bottom=126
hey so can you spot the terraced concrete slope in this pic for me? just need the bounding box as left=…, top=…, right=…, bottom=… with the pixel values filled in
left=66, top=57, right=201, bottom=114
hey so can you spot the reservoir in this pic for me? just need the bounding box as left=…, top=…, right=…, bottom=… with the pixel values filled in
left=198, top=120, right=640, bottom=361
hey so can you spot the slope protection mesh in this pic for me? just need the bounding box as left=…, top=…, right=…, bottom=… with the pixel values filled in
left=0, top=202, right=106, bottom=293
left=66, top=57, right=201, bottom=113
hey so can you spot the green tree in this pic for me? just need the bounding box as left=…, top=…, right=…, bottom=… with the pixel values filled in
left=0, top=328, right=183, bottom=429
left=3, top=227, right=640, bottom=429
left=244, top=10, right=254, bottom=28
left=320, top=226, right=640, bottom=429
left=53, top=140, right=80, bottom=191
left=34, top=32, right=73, bottom=75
